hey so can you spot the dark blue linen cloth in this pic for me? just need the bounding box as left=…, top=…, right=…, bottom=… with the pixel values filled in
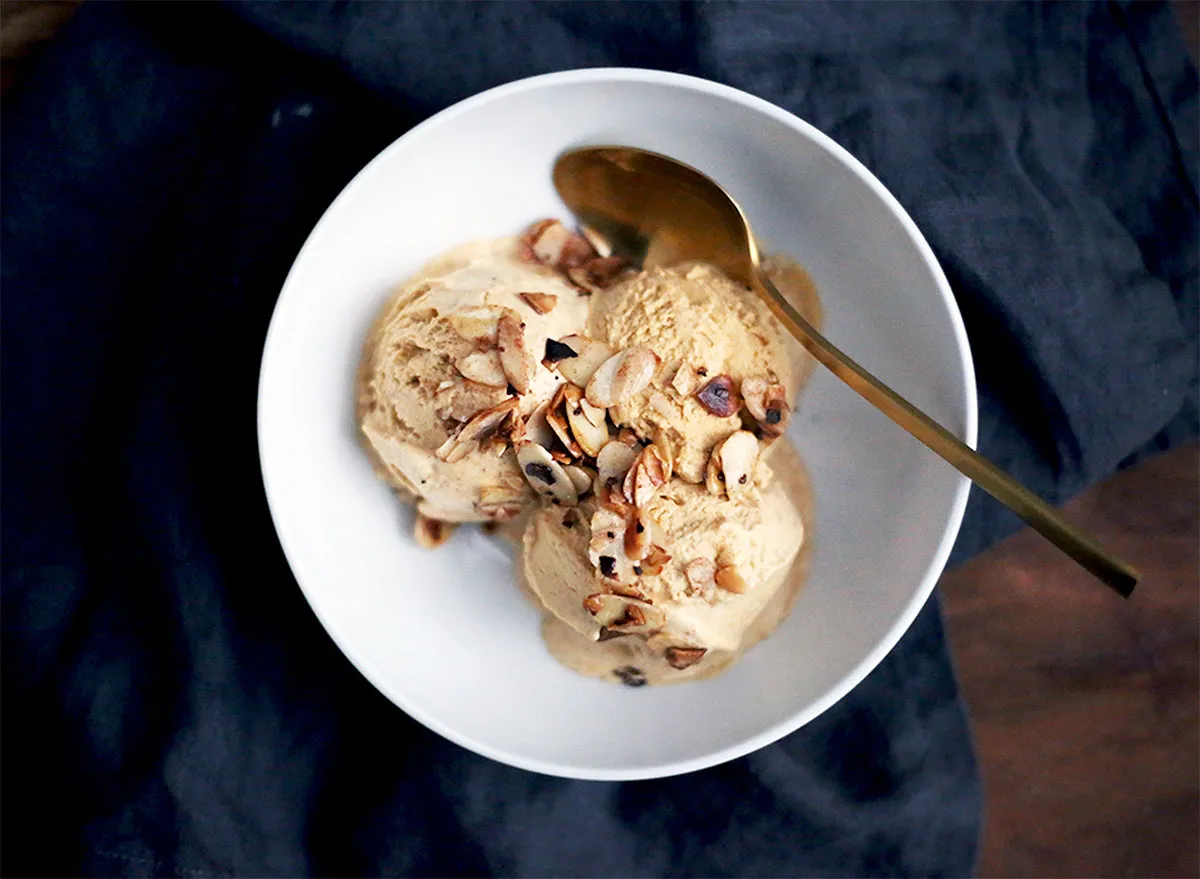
left=2, top=2, right=1195, bottom=876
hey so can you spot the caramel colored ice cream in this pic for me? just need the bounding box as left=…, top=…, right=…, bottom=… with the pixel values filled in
left=357, top=236, right=589, bottom=522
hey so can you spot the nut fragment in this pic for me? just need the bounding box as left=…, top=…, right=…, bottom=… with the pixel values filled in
left=563, top=385, right=610, bottom=457
left=554, top=334, right=615, bottom=386
left=447, top=305, right=502, bottom=343
left=563, top=464, right=594, bottom=495
left=516, top=442, right=579, bottom=505
left=652, top=430, right=674, bottom=482
left=586, top=345, right=659, bottom=408
left=664, top=646, right=708, bottom=670
left=617, top=427, right=641, bottom=447
left=695, top=375, right=740, bottom=417
left=624, top=508, right=653, bottom=561
left=524, top=219, right=596, bottom=269
left=455, top=351, right=508, bottom=388
left=671, top=362, right=700, bottom=397
left=497, top=312, right=536, bottom=395
left=567, top=255, right=631, bottom=292
left=631, top=446, right=668, bottom=508
left=581, top=592, right=665, bottom=634
left=640, top=545, right=672, bottom=576
left=588, top=508, right=638, bottom=584
left=715, top=564, right=749, bottom=594
left=741, top=376, right=790, bottom=437
left=596, top=440, right=640, bottom=494
left=524, top=400, right=556, bottom=449
left=436, top=398, right=520, bottom=463
left=715, top=430, right=760, bottom=498
left=545, top=385, right=584, bottom=458
left=685, top=558, right=717, bottom=591
left=518, top=291, right=557, bottom=315
left=413, top=513, right=455, bottom=549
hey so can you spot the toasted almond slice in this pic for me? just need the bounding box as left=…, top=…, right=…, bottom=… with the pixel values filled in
left=518, top=291, right=557, bottom=315
left=516, top=442, right=578, bottom=505
left=715, top=564, right=749, bottom=594
left=555, top=335, right=615, bottom=387
left=624, top=508, right=654, bottom=561
left=578, top=395, right=607, bottom=429
left=704, top=451, right=723, bottom=496
left=717, top=430, right=760, bottom=497
left=695, top=375, right=740, bottom=417
left=640, top=545, right=672, bottom=576
left=441, top=398, right=521, bottom=459
left=685, top=558, right=717, bottom=591
left=563, top=385, right=610, bottom=457
left=586, top=345, right=658, bottom=407
left=497, top=312, right=536, bottom=395
left=524, top=400, right=556, bottom=449
left=632, top=451, right=667, bottom=508
left=588, top=508, right=638, bottom=585
left=617, top=427, right=640, bottom=447
left=550, top=449, right=574, bottom=465
left=455, top=350, right=508, bottom=388
left=622, top=458, right=639, bottom=504
left=414, top=513, right=455, bottom=549
left=597, top=481, right=634, bottom=518
left=671, top=362, right=700, bottom=397
left=447, top=305, right=503, bottom=343
left=664, top=646, right=707, bottom=670
left=564, top=464, right=593, bottom=495
left=652, top=430, right=674, bottom=482
left=567, top=255, right=631, bottom=292
left=545, top=391, right=584, bottom=458
left=528, top=220, right=597, bottom=269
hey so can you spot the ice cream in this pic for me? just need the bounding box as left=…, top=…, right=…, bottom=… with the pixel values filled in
left=357, top=233, right=591, bottom=527
left=523, top=450, right=811, bottom=684
left=357, top=216, right=821, bottom=685
left=585, top=256, right=820, bottom=483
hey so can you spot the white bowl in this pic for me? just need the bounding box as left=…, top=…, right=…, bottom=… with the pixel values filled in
left=258, top=69, right=976, bottom=780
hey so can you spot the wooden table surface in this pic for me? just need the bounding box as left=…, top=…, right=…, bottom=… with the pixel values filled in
left=942, top=443, right=1199, bottom=878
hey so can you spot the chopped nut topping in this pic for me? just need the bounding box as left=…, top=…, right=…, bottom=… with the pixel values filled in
left=631, top=445, right=668, bottom=508
left=671, top=362, right=700, bottom=397
left=563, top=464, right=594, bottom=495
left=567, top=255, right=631, bottom=292
left=741, top=375, right=789, bottom=437
left=715, top=564, right=749, bottom=594
left=497, top=311, right=536, bottom=395
left=640, top=545, right=672, bottom=576
left=447, top=305, right=503, bottom=343
left=435, top=398, right=520, bottom=463
left=518, top=291, right=557, bottom=315
left=523, top=219, right=597, bottom=269
left=716, top=430, right=760, bottom=498
left=581, top=592, right=665, bottom=634
left=545, top=385, right=584, bottom=458
left=563, top=384, right=610, bottom=457
left=555, top=334, right=615, bottom=386
left=455, top=350, right=508, bottom=388
left=685, top=558, right=717, bottom=590
left=516, top=442, right=578, bottom=505
left=695, top=375, right=740, bottom=417
left=664, top=646, right=707, bottom=670
left=586, top=344, right=659, bottom=408
left=413, top=513, right=456, bottom=549
left=624, top=508, right=653, bottom=561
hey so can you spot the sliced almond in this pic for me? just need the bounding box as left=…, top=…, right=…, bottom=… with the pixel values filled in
left=567, top=255, right=631, bottom=292
left=664, top=646, right=707, bottom=670
left=578, top=395, right=607, bottom=429
left=597, top=481, right=634, bottom=518
left=497, top=311, right=536, bottom=395
left=617, top=427, right=641, bottom=447
left=447, top=305, right=502, bottom=343
left=555, top=335, right=615, bottom=387
left=715, top=564, right=749, bottom=594
left=695, top=375, right=740, bottom=417
left=742, top=375, right=790, bottom=437
left=671, top=362, right=700, bottom=397
left=518, top=291, right=557, bottom=315
left=640, top=545, right=672, bottom=577
left=516, top=442, right=578, bottom=505
left=631, top=446, right=668, bottom=508
left=435, top=398, right=520, bottom=463
left=685, top=558, right=717, bottom=591
left=652, top=430, right=674, bottom=482
left=455, top=350, right=508, bottom=388
left=588, top=508, right=638, bottom=585
left=563, top=385, right=610, bottom=457
left=581, top=593, right=665, bottom=634
left=550, top=449, right=574, bottom=465
left=414, top=513, right=455, bottom=550
left=524, top=400, right=556, bottom=449
left=716, top=430, right=760, bottom=498
left=623, top=508, right=653, bottom=561
left=544, top=385, right=584, bottom=458
left=563, top=464, right=594, bottom=495
left=704, top=449, right=723, bottom=496
left=528, top=219, right=597, bottom=269
left=585, top=345, right=658, bottom=408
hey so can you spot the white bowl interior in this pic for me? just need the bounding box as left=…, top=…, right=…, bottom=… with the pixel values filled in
left=258, top=70, right=975, bottom=780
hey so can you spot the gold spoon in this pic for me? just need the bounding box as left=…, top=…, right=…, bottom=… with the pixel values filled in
left=553, top=145, right=1138, bottom=597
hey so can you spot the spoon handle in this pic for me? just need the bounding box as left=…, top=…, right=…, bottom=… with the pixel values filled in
left=754, top=271, right=1138, bottom=597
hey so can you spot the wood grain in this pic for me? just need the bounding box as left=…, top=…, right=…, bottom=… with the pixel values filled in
left=942, top=443, right=1199, bottom=878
